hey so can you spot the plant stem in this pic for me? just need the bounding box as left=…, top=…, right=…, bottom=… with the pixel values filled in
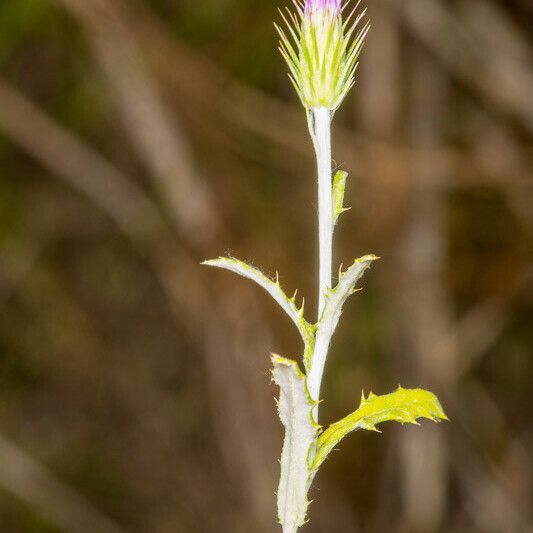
left=276, top=108, right=334, bottom=533
left=308, top=106, right=333, bottom=411
left=284, top=522, right=297, bottom=533
left=314, top=107, right=333, bottom=319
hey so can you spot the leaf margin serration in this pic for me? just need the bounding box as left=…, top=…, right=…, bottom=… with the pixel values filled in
left=311, top=386, right=448, bottom=472
left=202, top=257, right=316, bottom=365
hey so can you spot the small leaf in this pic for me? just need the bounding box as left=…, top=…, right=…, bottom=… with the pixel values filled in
left=312, top=387, right=448, bottom=472
left=272, top=355, right=319, bottom=529
left=203, top=257, right=315, bottom=352
left=332, top=170, right=350, bottom=224
left=307, top=255, right=377, bottom=393
left=316, top=254, right=377, bottom=342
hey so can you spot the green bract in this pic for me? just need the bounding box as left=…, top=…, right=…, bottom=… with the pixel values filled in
left=276, top=0, right=370, bottom=110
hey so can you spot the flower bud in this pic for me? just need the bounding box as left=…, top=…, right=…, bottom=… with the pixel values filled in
left=276, top=0, right=369, bottom=110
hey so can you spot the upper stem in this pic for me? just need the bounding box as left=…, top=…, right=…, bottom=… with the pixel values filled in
left=314, top=107, right=333, bottom=320
left=307, top=106, right=334, bottom=419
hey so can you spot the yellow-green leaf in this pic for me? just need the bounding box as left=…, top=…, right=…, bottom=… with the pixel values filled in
left=311, top=387, right=448, bottom=472
left=332, top=170, right=350, bottom=224
left=202, top=257, right=315, bottom=353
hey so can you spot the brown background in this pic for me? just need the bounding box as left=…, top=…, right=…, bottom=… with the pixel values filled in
left=0, top=0, right=532, bottom=531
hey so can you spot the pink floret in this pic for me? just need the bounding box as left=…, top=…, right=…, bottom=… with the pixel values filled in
left=304, top=0, right=341, bottom=15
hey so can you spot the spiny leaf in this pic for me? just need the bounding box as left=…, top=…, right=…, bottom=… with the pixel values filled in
left=316, top=254, right=377, bottom=339
left=202, top=257, right=315, bottom=351
left=272, top=355, right=320, bottom=529
left=332, top=170, right=350, bottom=224
left=306, top=255, right=377, bottom=384
left=311, top=387, right=448, bottom=472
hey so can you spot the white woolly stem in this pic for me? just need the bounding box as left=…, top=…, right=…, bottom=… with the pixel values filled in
left=313, top=107, right=333, bottom=319
left=275, top=107, right=334, bottom=533
left=283, top=523, right=298, bottom=533
left=308, top=106, right=333, bottom=410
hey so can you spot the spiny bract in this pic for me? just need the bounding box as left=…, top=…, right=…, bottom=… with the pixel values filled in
left=276, top=0, right=370, bottom=110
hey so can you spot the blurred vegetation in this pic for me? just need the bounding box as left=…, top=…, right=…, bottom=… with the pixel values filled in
left=0, top=0, right=532, bottom=532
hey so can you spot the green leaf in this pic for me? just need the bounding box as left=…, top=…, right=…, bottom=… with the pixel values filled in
left=272, top=355, right=319, bottom=529
left=317, top=255, right=378, bottom=336
left=202, top=257, right=315, bottom=353
left=332, top=170, right=350, bottom=224
left=307, top=255, right=377, bottom=381
left=311, top=387, right=448, bottom=472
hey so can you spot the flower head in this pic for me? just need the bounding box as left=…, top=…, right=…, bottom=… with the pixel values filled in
left=276, top=0, right=370, bottom=110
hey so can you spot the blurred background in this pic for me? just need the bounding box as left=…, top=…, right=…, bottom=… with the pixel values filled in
left=0, top=0, right=532, bottom=531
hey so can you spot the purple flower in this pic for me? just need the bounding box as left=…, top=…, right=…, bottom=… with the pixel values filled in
left=304, top=0, right=341, bottom=16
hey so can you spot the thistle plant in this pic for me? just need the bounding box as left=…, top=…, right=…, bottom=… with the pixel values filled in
left=204, top=1, right=447, bottom=531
